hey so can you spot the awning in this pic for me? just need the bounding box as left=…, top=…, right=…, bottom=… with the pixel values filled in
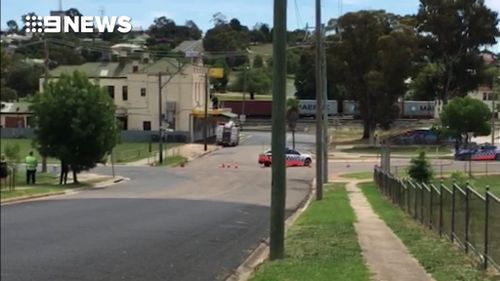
left=220, top=112, right=238, bottom=118
left=192, top=107, right=235, bottom=118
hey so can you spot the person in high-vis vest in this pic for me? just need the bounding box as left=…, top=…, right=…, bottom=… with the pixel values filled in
left=25, top=151, right=38, bottom=184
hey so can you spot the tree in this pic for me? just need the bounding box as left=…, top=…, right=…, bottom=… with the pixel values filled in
left=231, top=68, right=271, bottom=98
left=408, top=151, right=433, bottom=183
left=208, top=58, right=231, bottom=92
left=335, top=11, right=418, bottom=141
left=417, top=0, right=500, bottom=103
left=185, top=20, right=202, bottom=40
left=7, top=20, right=18, bottom=34
left=440, top=96, right=491, bottom=148
left=204, top=16, right=250, bottom=68
left=6, top=62, right=43, bottom=98
left=253, top=55, right=264, bottom=68
left=31, top=71, right=118, bottom=183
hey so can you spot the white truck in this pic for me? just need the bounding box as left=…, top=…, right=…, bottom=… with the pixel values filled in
left=216, top=120, right=240, bottom=146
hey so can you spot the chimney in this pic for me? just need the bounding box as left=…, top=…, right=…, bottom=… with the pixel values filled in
left=132, top=61, right=139, bottom=73
left=142, top=53, right=150, bottom=64
left=118, top=50, right=128, bottom=65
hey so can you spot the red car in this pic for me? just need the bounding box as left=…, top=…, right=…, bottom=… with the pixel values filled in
left=258, top=148, right=312, bottom=167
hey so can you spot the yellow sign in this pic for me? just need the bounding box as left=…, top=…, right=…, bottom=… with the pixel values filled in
left=209, top=68, right=224, bottom=78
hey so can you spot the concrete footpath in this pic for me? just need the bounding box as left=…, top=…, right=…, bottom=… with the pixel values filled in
left=346, top=181, right=435, bottom=281
left=125, top=144, right=220, bottom=166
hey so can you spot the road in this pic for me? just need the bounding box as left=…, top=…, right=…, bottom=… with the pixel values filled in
left=1, top=132, right=314, bottom=281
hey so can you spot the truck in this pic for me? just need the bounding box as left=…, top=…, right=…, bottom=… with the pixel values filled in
left=216, top=120, right=240, bottom=146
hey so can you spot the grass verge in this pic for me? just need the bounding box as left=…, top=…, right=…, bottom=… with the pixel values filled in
left=340, top=171, right=374, bottom=180
left=1, top=172, right=102, bottom=201
left=359, top=182, right=499, bottom=281
left=250, top=183, right=371, bottom=281
left=340, top=146, right=452, bottom=155
left=157, top=155, right=188, bottom=167
left=432, top=175, right=500, bottom=196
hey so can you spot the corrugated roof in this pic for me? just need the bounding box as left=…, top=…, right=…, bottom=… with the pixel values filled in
left=49, top=58, right=183, bottom=78
left=0, top=102, right=31, bottom=113
left=174, top=40, right=204, bottom=53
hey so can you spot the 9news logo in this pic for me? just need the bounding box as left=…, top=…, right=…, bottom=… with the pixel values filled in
left=24, top=15, right=132, bottom=34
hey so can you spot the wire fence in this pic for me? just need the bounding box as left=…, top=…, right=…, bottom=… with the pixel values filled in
left=391, top=160, right=500, bottom=179
left=374, top=166, right=500, bottom=272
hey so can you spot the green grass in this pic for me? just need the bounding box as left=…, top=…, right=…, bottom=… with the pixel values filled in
left=340, top=171, right=374, bottom=180
left=112, top=142, right=180, bottom=163
left=0, top=138, right=59, bottom=163
left=432, top=175, right=500, bottom=197
left=250, top=184, right=371, bottom=281
left=0, top=172, right=92, bottom=201
left=340, top=146, right=452, bottom=155
left=1, top=138, right=181, bottom=164
left=359, top=182, right=499, bottom=281
left=157, top=155, right=187, bottom=167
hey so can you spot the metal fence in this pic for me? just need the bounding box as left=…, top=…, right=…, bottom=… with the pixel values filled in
left=374, top=166, right=500, bottom=271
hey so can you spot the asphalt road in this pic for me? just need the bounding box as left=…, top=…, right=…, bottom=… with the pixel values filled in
left=1, top=132, right=314, bottom=281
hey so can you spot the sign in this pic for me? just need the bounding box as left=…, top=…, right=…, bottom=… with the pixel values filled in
left=239, top=114, right=246, bottom=123
left=209, top=68, right=224, bottom=78
left=24, top=15, right=132, bottom=34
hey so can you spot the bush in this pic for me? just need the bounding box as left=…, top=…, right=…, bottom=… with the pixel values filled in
left=4, top=143, right=21, bottom=163
left=407, top=151, right=433, bottom=183
left=450, top=171, right=467, bottom=187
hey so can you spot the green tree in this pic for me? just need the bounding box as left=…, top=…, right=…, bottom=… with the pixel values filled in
left=31, top=71, right=118, bottom=183
left=440, top=96, right=491, bottom=148
left=253, top=55, right=264, bottom=68
left=7, top=20, right=18, bottom=34
left=408, top=151, right=433, bottom=183
left=6, top=62, right=43, bottom=98
left=204, top=15, right=250, bottom=68
left=208, top=58, right=231, bottom=92
left=417, top=0, right=500, bottom=103
left=335, top=11, right=418, bottom=141
left=231, top=68, right=271, bottom=98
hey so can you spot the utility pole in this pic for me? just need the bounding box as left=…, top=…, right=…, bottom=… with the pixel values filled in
left=158, top=73, right=164, bottom=164
left=321, top=24, right=329, bottom=183
left=315, top=0, right=324, bottom=200
left=41, top=36, right=49, bottom=173
left=204, top=72, right=209, bottom=151
left=269, top=0, right=287, bottom=260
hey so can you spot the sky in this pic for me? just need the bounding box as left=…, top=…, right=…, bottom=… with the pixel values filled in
left=1, top=0, right=499, bottom=51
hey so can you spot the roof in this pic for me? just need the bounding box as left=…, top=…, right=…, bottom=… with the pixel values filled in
left=0, top=102, right=32, bottom=113
left=49, top=58, right=183, bottom=78
left=174, top=40, right=204, bottom=54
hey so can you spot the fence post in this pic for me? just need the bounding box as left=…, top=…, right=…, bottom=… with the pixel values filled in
left=465, top=182, right=470, bottom=253
left=420, top=183, right=424, bottom=224
left=429, top=184, right=433, bottom=229
left=439, top=180, right=444, bottom=236
left=414, top=182, right=418, bottom=220
left=484, top=186, right=490, bottom=270
left=451, top=181, right=456, bottom=243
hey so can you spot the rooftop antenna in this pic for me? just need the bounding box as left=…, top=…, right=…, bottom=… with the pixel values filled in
left=59, top=0, right=63, bottom=11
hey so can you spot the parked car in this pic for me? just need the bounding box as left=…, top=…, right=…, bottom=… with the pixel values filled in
left=258, top=148, right=312, bottom=167
left=455, top=144, right=500, bottom=161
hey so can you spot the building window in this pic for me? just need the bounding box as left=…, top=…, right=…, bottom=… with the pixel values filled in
left=122, top=86, right=128, bottom=101
left=483, top=93, right=488, bottom=100
left=107, top=86, right=115, bottom=99
left=143, top=121, right=151, bottom=131
left=141, top=88, right=146, bottom=97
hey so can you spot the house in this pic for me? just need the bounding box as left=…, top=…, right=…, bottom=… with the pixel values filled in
left=467, top=52, right=499, bottom=113
left=40, top=54, right=234, bottom=142
left=0, top=101, right=32, bottom=128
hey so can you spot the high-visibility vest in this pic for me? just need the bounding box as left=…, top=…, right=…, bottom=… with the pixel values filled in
left=25, top=156, right=38, bottom=171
